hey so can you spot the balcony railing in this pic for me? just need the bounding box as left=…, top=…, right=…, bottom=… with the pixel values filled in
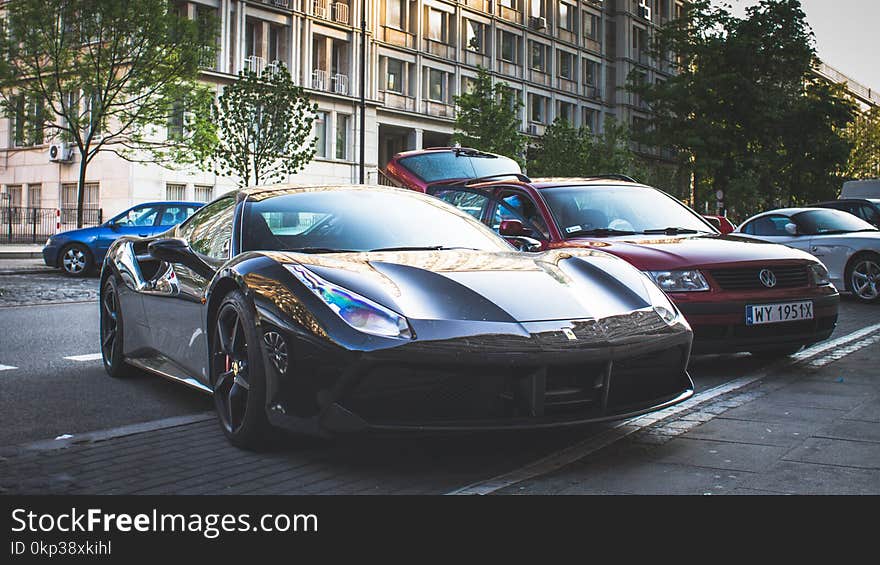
left=422, top=100, right=455, bottom=118
left=423, top=38, right=455, bottom=59
left=583, top=36, right=601, bottom=54
left=244, top=55, right=267, bottom=75
left=462, top=50, right=489, bottom=68
left=497, top=60, right=521, bottom=78
left=312, top=1, right=349, bottom=24
left=381, top=26, right=415, bottom=48
left=460, top=0, right=489, bottom=11
left=557, top=28, right=576, bottom=45
left=528, top=69, right=551, bottom=87
left=331, top=73, right=348, bottom=95
left=584, top=84, right=601, bottom=100
left=332, top=2, right=349, bottom=24
left=260, top=0, right=293, bottom=9
left=199, top=46, right=218, bottom=71
left=379, top=91, right=415, bottom=111
left=312, top=68, right=327, bottom=90
left=498, top=5, right=521, bottom=24
left=557, top=76, right=577, bottom=93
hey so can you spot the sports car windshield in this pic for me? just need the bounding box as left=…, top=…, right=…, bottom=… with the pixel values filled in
left=793, top=209, right=878, bottom=234
left=542, top=185, right=715, bottom=237
left=241, top=189, right=511, bottom=253
left=398, top=151, right=521, bottom=182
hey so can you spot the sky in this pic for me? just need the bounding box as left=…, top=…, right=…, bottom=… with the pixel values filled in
left=716, top=0, right=880, bottom=91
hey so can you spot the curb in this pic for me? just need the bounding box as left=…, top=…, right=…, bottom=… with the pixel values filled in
left=0, top=252, right=43, bottom=259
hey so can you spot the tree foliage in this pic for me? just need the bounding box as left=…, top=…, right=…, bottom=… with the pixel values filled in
left=0, top=0, right=215, bottom=226
left=193, top=65, right=317, bottom=188
left=845, top=106, right=880, bottom=180
left=452, top=67, right=526, bottom=165
left=630, top=0, right=856, bottom=217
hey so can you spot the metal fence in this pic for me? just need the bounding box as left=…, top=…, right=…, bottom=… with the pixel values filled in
left=1, top=206, right=103, bottom=244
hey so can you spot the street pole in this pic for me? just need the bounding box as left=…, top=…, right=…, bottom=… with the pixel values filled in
left=358, top=2, right=366, bottom=184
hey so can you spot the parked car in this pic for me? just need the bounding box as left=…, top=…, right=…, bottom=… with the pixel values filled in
left=735, top=207, right=880, bottom=302
left=384, top=152, right=839, bottom=357
left=100, top=185, right=694, bottom=448
left=383, top=146, right=524, bottom=192
left=43, top=201, right=203, bottom=276
left=841, top=179, right=880, bottom=199
left=703, top=215, right=737, bottom=234
left=810, top=198, right=880, bottom=228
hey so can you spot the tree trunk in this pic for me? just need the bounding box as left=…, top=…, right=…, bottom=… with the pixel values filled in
left=75, top=150, right=89, bottom=229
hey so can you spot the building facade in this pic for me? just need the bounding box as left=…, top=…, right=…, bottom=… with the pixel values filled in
left=0, top=0, right=684, bottom=221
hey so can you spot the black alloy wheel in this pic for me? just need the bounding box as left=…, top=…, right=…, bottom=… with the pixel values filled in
left=100, top=278, right=128, bottom=377
left=211, top=290, right=272, bottom=448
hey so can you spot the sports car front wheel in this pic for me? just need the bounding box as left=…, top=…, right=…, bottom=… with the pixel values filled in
left=100, top=278, right=128, bottom=378
left=211, top=290, right=274, bottom=449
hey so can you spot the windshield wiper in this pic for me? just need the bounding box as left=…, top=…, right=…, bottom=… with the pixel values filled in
left=566, top=228, right=637, bottom=237
left=287, top=247, right=360, bottom=254
left=641, top=227, right=705, bottom=235
left=368, top=245, right=477, bottom=252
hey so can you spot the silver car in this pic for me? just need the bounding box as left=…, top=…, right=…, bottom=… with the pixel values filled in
left=735, top=207, right=880, bottom=302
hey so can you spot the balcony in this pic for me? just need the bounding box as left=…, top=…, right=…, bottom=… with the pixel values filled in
left=462, top=50, right=489, bottom=68
left=557, top=28, right=576, bottom=45
left=331, top=73, right=348, bottom=94
left=312, top=0, right=349, bottom=24
left=583, top=36, right=601, bottom=54
left=381, top=26, right=415, bottom=49
left=497, top=60, right=521, bottom=78
left=379, top=91, right=415, bottom=111
left=244, top=55, right=267, bottom=75
left=422, top=100, right=455, bottom=119
left=199, top=46, right=219, bottom=71
left=423, top=38, right=455, bottom=59
left=311, top=69, right=348, bottom=94
left=259, top=0, right=294, bottom=9
left=460, top=0, right=489, bottom=11
left=584, top=84, right=601, bottom=100
left=498, top=5, right=521, bottom=24
left=556, top=76, right=577, bottom=94
left=528, top=69, right=551, bottom=87
left=526, top=122, right=546, bottom=136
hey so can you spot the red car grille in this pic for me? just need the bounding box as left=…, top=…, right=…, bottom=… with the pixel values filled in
left=709, top=265, right=809, bottom=290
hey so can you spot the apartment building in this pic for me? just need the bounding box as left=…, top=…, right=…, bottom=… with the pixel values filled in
left=0, top=0, right=683, bottom=221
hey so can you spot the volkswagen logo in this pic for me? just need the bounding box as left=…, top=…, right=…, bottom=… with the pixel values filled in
left=759, top=269, right=777, bottom=288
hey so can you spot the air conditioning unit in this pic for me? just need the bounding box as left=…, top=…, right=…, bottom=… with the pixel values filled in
left=529, top=16, right=547, bottom=30
left=48, top=142, right=73, bottom=163
left=639, top=5, right=652, bottom=20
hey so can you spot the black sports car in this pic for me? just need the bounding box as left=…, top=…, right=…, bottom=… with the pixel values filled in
left=101, top=185, right=694, bottom=448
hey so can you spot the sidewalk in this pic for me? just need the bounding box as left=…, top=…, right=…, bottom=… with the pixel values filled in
left=0, top=244, right=44, bottom=259
left=0, top=338, right=877, bottom=495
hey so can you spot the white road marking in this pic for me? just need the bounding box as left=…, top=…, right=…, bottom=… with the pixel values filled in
left=0, top=364, right=18, bottom=371
left=63, top=353, right=103, bottom=362
left=447, top=322, right=880, bottom=495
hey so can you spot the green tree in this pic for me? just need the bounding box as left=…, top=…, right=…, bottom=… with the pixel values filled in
left=194, top=65, right=318, bottom=188
left=0, top=0, right=215, bottom=227
left=630, top=0, right=855, bottom=216
left=845, top=106, right=880, bottom=180
left=452, top=67, right=526, bottom=165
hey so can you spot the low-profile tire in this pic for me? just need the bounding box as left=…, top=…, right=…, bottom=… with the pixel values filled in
left=100, top=277, right=128, bottom=378
left=750, top=345, right=802, bottom=359
left=211, top=290, right=275, bottom=449
left=60, top=243, right=93, bottom=277
left=846, top=253, right=880, bottom=303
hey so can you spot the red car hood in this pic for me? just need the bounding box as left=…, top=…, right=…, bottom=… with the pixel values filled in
left=559, top=234, right=816, bottom=271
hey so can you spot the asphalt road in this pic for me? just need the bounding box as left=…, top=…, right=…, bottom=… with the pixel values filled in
left=0, top=268, right=874, bottom=448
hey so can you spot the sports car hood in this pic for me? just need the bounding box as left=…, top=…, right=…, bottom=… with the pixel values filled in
left=564, top=233, right=818, bottom=271
left=270, top=249, right=656, bottom=323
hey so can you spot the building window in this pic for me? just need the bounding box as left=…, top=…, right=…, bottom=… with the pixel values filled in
left=26, top=184, right=41, bottom=209
left=558, top=50, right=574, bottom=79
left=583, top=12, right=599, bottom=39
left=529, top=41, right=547, bottom=71
left=315, top=111, right=328, bottom=158
left=426, top=8, right=449, bottom=43
left=529, top=94, right=547, bottom=124
left=582, top=108, right=596, bottom=131
left=386, top=0, right=406, bottom=29
left=499, top=31, right=518, bottom=64
left=583, top=59, right=598, bottom=85
left=167, top=100, right=185, bottom=140
left=464, top=19, right=485, bottom=53
left=9, top=95, right=44, bottom=147
left=386, top=58, right=404, bottom=93
left=427, top=68, right=447, bottom=102
left=61, top=182, right=99, bottom=223
left=335, top=114, right=349, bottom=160
left=5, top=185, right=22, bottom=208
left=559, top=3, right=574, bottom=31
left=166, top=183, right=186, bottom=201
left=558, top=102, right=575, bottom=125
left=194, top=185, right=214, bottom=202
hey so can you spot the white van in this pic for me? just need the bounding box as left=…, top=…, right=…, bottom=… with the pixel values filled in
left=841, top=179, right=880, bottom=199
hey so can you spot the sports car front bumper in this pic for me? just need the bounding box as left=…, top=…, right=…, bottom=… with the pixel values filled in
left=257, top=308, right=694, bottom=436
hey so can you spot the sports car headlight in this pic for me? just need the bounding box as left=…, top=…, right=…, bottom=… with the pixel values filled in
left=643, top=276, right=685, bottom=327
left=809, top=263, right=830, bottom=286
left=286, top=264, right=412, bottom=339
left=645, top=270, right=710, bottom=292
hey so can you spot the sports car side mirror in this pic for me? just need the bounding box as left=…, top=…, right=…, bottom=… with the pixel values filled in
left=507, top=236, right=543, bottom=253
left=148, top=238, right=215, bottom=279
left=784, top=223, right=798, bottom=236
left=499, top=219, right=527, bottom=237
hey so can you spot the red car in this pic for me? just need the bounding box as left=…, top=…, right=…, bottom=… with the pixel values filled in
left=384, top=151, right=839, bottom=357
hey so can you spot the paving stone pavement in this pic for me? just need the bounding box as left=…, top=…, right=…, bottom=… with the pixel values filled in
left=0, top=271, right=98, bottom=306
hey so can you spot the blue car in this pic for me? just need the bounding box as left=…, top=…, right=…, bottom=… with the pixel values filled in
left=43, top=201, right=203, bottom=276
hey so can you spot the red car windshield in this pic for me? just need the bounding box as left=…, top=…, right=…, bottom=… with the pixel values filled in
left=542, top=184, right=716, bottom=237
left=398, top=151, right=521, bottom=183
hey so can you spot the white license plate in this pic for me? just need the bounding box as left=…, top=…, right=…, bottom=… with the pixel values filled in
left=746, top=301, right=814, bottom=325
